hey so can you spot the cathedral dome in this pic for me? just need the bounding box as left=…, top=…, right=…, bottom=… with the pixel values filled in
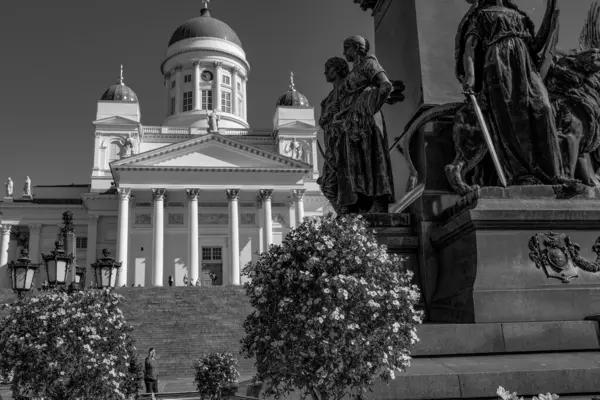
left=276, top=72, right=310, bottom=108
left=100, top=66, right=138, bottom=102
left=168, top=8, right=242, bottom=48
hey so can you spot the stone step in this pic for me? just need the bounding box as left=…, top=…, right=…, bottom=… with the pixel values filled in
left=413, top=321, right=600, bottom=356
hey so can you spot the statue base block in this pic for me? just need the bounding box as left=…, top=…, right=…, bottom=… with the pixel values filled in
left=3, top=197, right=13, bottom=203
left=429, top=186, right=600, bottom=323
left=21, top=194, right=32, bottom=201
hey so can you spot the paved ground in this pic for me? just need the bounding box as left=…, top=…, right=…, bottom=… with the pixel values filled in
left=0, top=374, right=256, bottom=399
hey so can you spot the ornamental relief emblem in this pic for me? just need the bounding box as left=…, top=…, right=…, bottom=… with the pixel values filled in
left=529, top=232, right=600, bottom=283
left=135, top=213, right=152, bottom=225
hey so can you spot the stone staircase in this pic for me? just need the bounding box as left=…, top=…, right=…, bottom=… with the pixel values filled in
left=115, top=286, right=255, bottom=378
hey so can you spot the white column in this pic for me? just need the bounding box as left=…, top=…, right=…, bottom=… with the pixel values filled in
left=288, top=201, right=297, bottom=229
left=311, top=138, right=319, bottom=177
left=86, top=215, right=98, bottom=287
left=28, top=224, right=42, bottom=288
left=165, top=72, right=172, bottom=116
left=226, top=189, right=240, bottom=285
left=214, top=62, right=222, bottom=111
left=232, top=67, right=239, bottom=116
left=293, top=189, right=306, bottom=226
left=175, top=65, right=183, bottom=114
left=152, top=188, right=166, bottom=287
left=116, top=188, right=131, bottom=287
left=193, top=61, right=201, bottom=111
left=28, top=224, right=41, bottom=263
left=242, top=79, right=247, bottom=119
left=256, top=196, right=265, bottom=254
left=0, top=225, right=11, bottom=289
left=259, top=189, right=273, bottom=248
left=186, top=189, right=200, bottom=285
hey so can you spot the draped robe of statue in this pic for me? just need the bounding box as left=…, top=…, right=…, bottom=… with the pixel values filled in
left=459, top=4, right=565, bottom=185
left=318, top=82, right=345, bottom=211
left=331, top=55, right=395, bottom=210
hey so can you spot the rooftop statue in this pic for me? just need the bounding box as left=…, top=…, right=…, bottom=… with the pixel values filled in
left=23, top=176, right=31, bottom=197
left=5, top=177, right=13, bottom=198
left=207, top=109, right=220, bottom=133
left=318, top=35, right=396, bottom=214
left=397, top=0, right=600, bottom=196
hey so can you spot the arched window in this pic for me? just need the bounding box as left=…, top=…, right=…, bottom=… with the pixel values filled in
left=107, top=142, right=121, bottom=166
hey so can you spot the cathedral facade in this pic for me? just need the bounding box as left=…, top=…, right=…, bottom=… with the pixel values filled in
left=0, top=5, right=328, bottom=288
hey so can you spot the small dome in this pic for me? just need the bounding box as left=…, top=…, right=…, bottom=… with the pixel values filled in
left=168, top=8, right=242, bottom=48
left=100, top=65, right=138, bottom=102
left=276, top=71, right=310, bottom=108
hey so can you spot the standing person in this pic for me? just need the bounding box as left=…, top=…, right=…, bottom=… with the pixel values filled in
left=144, top=348, right=159, bottom=398
left=456, top=0, right=575, bottom=186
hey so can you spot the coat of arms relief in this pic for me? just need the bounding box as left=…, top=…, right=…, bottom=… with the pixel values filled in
left=529, top=232, right=600, bottom=283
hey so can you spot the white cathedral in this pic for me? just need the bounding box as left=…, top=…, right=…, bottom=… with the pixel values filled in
left=0, top=4, right=329, bottom=288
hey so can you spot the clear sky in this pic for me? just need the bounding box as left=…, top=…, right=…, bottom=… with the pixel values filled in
left=0, top=0, right=596, bottom=187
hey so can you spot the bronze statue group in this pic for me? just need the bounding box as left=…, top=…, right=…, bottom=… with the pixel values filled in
left=320, top=0, right=600, bottom=211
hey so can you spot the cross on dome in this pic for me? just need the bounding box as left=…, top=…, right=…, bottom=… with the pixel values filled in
left=289, top=70, right=296, bottom=91
left=119, top=64, right=124, bottom=85
left=202, top=0, right=211, bottom=9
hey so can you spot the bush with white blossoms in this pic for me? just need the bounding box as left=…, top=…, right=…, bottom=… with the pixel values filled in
left=497, top=386, right=559, bottom=400
left=194, top=352, right=240, bottom=399
left=241, top=213, right=424, bottom=400
left=0, top=289, right=143, bottom=400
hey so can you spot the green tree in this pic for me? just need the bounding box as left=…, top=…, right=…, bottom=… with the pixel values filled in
left=241, top=214, right=423, bottom=400
left=0, top=289, right=142, bottom=399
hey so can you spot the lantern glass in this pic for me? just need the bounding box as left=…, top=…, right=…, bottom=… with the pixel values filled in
left=46, top=260, right=57, bottom=283
left=56, top=259, right=68, bottom=284
left=24, top=268, right=36, bottom=291
left=75, top=273, right=81, bottom=284
left=13, top=266, right=27, bottom=290
left=100, top=266, right=111, bottom=288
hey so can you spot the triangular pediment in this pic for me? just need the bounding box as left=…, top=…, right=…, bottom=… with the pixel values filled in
left=278, top=121, right=317, bottom=131
left=93, top=116, right=139, bottom=126
left=111, top=133, right=312, bottom=171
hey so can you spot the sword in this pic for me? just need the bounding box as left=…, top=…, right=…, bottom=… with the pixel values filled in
left=465, top=92, right=508, bottom=188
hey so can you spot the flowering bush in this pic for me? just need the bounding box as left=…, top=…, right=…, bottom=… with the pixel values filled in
left=241, top=213, right=424, bottom=400
left=194, top=352, right=240, bottom=399
left=497, top=386, right=559, bottom=400
left=0, top=289, right=143, bottom=400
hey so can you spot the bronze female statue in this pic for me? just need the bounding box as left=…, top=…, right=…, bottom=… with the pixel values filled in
left=317, top=57, right=349, bottom=214
left=457, top=0, right=574, bottom=186
left=328, top=35, right=395, bottom=214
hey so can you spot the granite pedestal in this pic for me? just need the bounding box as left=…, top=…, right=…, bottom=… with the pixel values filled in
left=429, top=186, right=600, bottom=323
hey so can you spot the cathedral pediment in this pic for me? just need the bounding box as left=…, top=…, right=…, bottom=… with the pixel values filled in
left=277, top=121, right=318, bottom=131
left=93, top=116, right=139, bottom=126
left=111, top=133, right=311, bottom=172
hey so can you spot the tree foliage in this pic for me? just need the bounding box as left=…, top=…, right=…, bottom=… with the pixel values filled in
left=0, top=289, right=142, bottom=399
left=194, top=352, right=240, bottom=399
left=241, top=214, right=423, bottom=400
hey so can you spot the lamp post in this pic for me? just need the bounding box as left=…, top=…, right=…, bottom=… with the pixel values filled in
left=41, top=241, right=74, bottom=289
left=91, top=249, right=121, bottom=289
left=8, top=248, right=39, bottom=297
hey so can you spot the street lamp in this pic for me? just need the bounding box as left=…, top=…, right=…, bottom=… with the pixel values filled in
left=91, top=249, right=121, bottom=289
left=41, top=241, right=74, bottom=288
left=8, top=248, right=39, bottom=296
